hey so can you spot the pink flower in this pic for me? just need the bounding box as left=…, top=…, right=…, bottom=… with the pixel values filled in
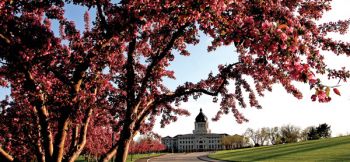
left=287, top=27, right=294, bottom=34
left=263, top=34, right=270, bottom=43
left=269, top=43, right=278, bottom=52
left=289, top=45, right=298, bottom=52
left=317, top=90, right=327, bottom=101
left=280, top=43, right=287, bottom=49
left=280, top=33, right=288, bottom=42
left=262, top=21, right=272, bottom=31
left=309, top=79, right=317, bottom=84
left=244, top=16, right=254, bottom=24
left=276, top=28, right=282, bottom=34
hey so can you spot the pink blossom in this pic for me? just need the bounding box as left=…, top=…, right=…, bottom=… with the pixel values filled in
left=280, top=43, right=287, bottom=49
left=263, top=34, right=270, bottom=43
left=280, top=32, right=288, bottom=42
left=262, top=21, right=272, bottom=31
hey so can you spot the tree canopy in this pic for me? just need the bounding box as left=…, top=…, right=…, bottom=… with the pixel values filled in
left=307, top=123, right=331, bottom=140
left=0, top=0, right=349, bottom=162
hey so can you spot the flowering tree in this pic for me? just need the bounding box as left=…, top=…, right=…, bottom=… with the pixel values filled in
left=1, top=0, right=350, bottom=162
left=129, top=136, right=165, bottom=154
left=82, top=118, right=118, bottom=158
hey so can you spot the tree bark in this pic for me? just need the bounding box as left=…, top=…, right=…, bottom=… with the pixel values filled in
left=65, top=107, right=93, bottom=162
left=0, top=147, right=14, bottom=162
left=33, top=136, right=45, bottom=162
left=99, top=119, right=136, bottom=162
left=33, top=102, right=48, bottom=162
left=24, top=71, right=54, bottom=161
left=52, top=66, right=85, bottom=162
left=68, top=125, right=79, bottom=155
left=99, top=146, right=117, bottom=162
left=52, top=116, right=71, bottom=162
left=35, top=102, right=54, bottom=161
left=114, top=125, right=133, bottom=162
left=34, top=147, right=45, bottom=162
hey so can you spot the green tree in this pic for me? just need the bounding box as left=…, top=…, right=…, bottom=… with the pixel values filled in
left=300, top=127, right=313, bottom=141
left=308, top=123, right=331, bottom=140
left=280, top=125, right=300, bottom=143
left=316, top=123, right=331, bottom=138
left=307, top=127, right=320, bottom=140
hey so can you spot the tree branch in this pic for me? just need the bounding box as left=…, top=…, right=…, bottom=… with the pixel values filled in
left=99, top=146, right=117, bottom=162
left=64, top=78, right=99, bottom=162
left=159, top=62, right=241, bottom=102
left=0, top=33, right=11, bottom=44
left=64, top=107, right=93, bottom=162
left=49, top=67, right=71, bottom=86
left=52, top=115, right=71, bottom=162
left=126, top=38, right=137, bottom=109
left=67, top=125, right=79, bottom=157
left=134, top=103, right=155, bottom=133
left=102, top=38, right=138, bottom=162
left=32, top=108, right=46, bottom=162
left=135, top=23, right=190, bottom=106
left=0, top=147, right=14, bottom=162
left=24, top=70, right=54, bottom=161
left=96, top=0, right=110, bottom=36
left=33, top=140, right=45, bottom=162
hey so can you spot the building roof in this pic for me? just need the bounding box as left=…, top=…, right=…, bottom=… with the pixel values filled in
left=195, top=108, right=208, bottom=123
left=162, top=133, right=229, bottom=139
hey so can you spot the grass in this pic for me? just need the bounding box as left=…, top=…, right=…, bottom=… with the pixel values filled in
left=74, top=153, right=163, bottom=162
left=209, top=135, right=350, bottom=162
left=126, top=153, right=163, bottom=162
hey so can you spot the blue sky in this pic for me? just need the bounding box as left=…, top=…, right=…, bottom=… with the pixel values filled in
left=1, top=0, right=350, bottom=138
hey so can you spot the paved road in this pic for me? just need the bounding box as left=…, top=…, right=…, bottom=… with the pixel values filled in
left=145, top=152, right=226, bottom=162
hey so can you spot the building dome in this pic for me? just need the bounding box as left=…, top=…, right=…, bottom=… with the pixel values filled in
left=195, top=108, right=207, bottom=122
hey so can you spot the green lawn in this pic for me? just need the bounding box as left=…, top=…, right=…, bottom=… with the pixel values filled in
left=126, top=153, right=163, bottom=162
left=75, top=153, right=163, bottom=162
left=209, top=136, right=350, bottom=162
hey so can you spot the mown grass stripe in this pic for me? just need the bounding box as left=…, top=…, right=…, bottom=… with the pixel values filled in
left=209, top=136, right=350, bottom=161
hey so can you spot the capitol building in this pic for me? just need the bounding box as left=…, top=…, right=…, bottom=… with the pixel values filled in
left=161, top=109, right=228, bottom=152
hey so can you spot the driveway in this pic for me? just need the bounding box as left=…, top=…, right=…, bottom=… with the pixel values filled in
left=140, top=152, right=227, bottom=162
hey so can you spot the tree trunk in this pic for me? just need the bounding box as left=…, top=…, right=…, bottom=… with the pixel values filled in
left=35, top=104, right=54, bottom=161
left=99, top=148, right=117, bottom=162
left=34, top=139, right=45, bottom=162
left=68, top=126, right=79, bottom=153
left=33, top=110, right=46, bottom=162
left=114, top=129, right=132, bottom=162
left=26, top=70, right=53, bottom=161
left=34, top=150, right=45, bottom=162
left=99, top=118, right=135, bottom=162
left=52, top=117, right=70, bottom=162
left=65, top=108, right=93, bottom=162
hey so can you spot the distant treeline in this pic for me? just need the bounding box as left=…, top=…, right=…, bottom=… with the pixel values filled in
left=221, top=123, right=331, bottom=149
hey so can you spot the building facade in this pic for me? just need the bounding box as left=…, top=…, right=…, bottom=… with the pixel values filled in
left=161, top=109, right=228, bottom=152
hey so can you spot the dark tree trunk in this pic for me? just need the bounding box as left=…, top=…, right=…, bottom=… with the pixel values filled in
left=114, top=137, right=132, bottom=162
left=114, top=120, right=134, bottom=162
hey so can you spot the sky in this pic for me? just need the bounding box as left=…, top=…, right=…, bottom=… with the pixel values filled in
left=153, top=0, right=350, bottom=137
left=1, top=0, right=350, bottom=138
